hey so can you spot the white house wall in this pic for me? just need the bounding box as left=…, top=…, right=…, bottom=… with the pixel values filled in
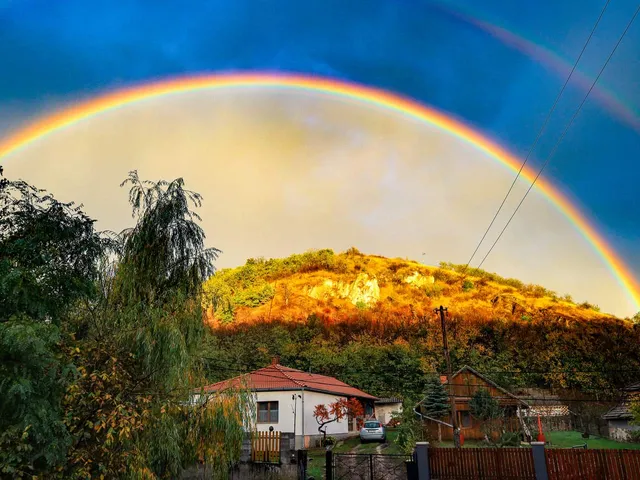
left=247, top=390, right=359, bottom=449
left=301, top=390, right=352, bottom=438
left=252, top=391, right=298, bottom=434
left=375, top=403, right=403, bottom=425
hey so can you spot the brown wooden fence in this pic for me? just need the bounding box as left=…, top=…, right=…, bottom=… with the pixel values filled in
left=546, top=449, right=640, bottom=480
left=428, top=447, right=536, bottom=479
left=250, top=431, right=280, bottom=464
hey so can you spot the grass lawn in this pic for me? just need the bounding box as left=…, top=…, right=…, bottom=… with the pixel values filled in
left=547, top=431, right=640, bottom=450
left=435, top=431, right=640, bottom=450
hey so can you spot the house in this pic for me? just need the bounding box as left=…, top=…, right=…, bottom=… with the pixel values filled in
left=602, top=381, right=640, bottom=442
left=419, top=366, right=529, bottom=441
left=375, top=397, right=403, bottom=426
left=195, top=357, right=377, bottom=448
left=513, top=388, right=573, bottom=432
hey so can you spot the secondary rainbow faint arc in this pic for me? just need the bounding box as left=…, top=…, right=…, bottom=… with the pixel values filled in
left=0, top=72, right=638, bottom=310
left=428, top=1, right=640, bottom=134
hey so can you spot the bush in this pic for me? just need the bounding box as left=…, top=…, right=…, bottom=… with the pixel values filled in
left=498, top=431, right=521, bottom=447
left=233, top=283, right=275, bottom=307
left=462, top=280, right=474, bottom=292
left=424, top=284, right=444, bottom=298
left=521, top=284, right=548, bottom=298
left=578, top=301, right=600, bottom=312
left=321, top=435, right=337, bottom=447
left=629, top=430, right=640, bottom=443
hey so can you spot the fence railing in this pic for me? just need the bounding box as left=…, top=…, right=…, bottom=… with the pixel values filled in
left=250, top=430, right=281, bottom=464
left=412, top=442, right=640, bottom=480
left=429, top=447, right=536, bottom=480
left=546, top=448, right=640, bottom=480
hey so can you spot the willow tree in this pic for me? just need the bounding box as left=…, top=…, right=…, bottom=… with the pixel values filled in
left=62, top=171, right=247, bottom=479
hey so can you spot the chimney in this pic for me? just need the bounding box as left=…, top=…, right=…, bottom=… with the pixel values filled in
left=271, top=356, right=280, bottom=366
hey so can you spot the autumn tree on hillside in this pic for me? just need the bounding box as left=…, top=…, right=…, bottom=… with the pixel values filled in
left=313, top=398, right=364, bottom=445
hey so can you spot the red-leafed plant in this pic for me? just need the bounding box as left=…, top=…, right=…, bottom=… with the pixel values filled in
left=313, top=398, right=365, bottom=444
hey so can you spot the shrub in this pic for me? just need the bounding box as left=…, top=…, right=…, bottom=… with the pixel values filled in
left=424, top=284, right=444, bottom=299
left=233, top=283, right=275, bottom=307
left=355, top=301, right=368, bottom=310
left=522, top=284, right=548, bottom=298
left=321, top=435, right=337, bottom=447
left=462, top=280, right=474, bottom=292
left=578, top=301, right=600, bottom=311
left=629, top=430, right=640, bottom=443
left=433, top=269, right=455, bottom=283
left=498, top=431, right=521, bottom=447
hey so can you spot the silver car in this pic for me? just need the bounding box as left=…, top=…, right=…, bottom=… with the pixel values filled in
left=360, top=420, right=386, bottom=443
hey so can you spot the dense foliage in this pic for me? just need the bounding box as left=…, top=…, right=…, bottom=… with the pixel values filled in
left=0, top=172, right=249, bottom=479
left=202, top=250, right=640, bottom=404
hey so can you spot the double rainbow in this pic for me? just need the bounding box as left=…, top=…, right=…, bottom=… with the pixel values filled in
left=0, top=72, right=638, bottom=310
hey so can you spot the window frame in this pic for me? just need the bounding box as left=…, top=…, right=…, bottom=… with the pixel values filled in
left=458, top=410, right=472, bottom=429
left=257, top=401, right=279, bottom=424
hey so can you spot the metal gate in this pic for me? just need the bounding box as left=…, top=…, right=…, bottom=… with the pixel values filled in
left=331, top=453, right=413, bottom=480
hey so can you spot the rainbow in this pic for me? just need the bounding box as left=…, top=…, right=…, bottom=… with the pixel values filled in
left=429, top=1, right=640, bottom=134
left=0, top=72, right=638, bottom=310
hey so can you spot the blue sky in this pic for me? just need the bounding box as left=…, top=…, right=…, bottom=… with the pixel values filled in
left=1, top=0, right=639, bottom=282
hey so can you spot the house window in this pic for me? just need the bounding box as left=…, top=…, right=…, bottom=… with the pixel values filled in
left=257, top=401, right=279, bottom=423
left=459, top=411, right=472, bottom=428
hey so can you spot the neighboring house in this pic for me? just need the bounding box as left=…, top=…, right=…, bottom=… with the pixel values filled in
left=514, top=388, right=573, bottom=432
left=375, top=397, right=403, bottom=426
left=419, top=366, right=529, bottom=441
left=603, top=381, right=640, bottom=442
left=195, top=357, right=377, bottom=448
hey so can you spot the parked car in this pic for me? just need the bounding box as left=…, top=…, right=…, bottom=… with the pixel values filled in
left=360, top=420, right=386, bottom=443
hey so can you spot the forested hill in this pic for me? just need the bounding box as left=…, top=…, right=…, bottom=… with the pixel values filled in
left=201, top=248, right=640, bottom=400
left=203, top=247, right=617, bottom=325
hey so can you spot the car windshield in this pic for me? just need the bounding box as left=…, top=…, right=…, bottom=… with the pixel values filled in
left=364, top=422, right=381, bottom=428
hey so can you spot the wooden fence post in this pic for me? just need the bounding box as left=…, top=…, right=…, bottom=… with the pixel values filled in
left=531, top=441, right=549, bottom=480
left=415, top=442, right=431, bottom=480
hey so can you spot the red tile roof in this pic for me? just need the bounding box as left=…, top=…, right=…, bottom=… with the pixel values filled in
left=200, top=363, right=377, bottom=400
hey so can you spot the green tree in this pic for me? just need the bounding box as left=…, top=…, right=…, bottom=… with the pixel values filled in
left=417, top=377, right=450, bottom=442
left=469, top=388, right=503, bottom=444
left=395, top=400, right=424, bottom=454
left=61, top=171, right=247, bottom=479
left=0, top=178, right=105, bottom=324
left=0, top=177, right=105, bottom=477
left=630, top=399, right=640, bottom=426
left=421, top=377, right=450, bottom=418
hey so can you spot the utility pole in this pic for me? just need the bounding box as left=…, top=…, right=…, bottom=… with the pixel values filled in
left=435, top=305, right=460, bottom=448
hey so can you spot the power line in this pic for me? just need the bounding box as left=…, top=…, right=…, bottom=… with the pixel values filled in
left=463, top=0, right=612, bottom=270
left=477, top=4, right=640, bottom=270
